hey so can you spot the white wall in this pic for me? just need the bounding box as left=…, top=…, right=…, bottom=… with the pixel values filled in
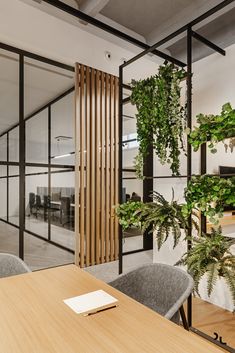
left=193, top=43, right=235, bottom=175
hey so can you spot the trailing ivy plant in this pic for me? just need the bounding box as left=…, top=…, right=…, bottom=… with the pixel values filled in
left=189, top=103, right=235, bottom=153
left=176, top=227, right=235, bottom=305
left=183, top=175, right=235, bottom=224
left=131, top=61, right=186, bottom=178
left=115, top=200, right=144, bottom=231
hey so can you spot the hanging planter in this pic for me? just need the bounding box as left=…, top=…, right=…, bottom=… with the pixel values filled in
left=114, top=200, right=144, bottom=231
left=189, top=102, right=235, bottom=153
left=131, top=61, right=187, bottom=178
left=115, top=190, right=199, bottom=250
left=183, top=174, right=235, bottom=224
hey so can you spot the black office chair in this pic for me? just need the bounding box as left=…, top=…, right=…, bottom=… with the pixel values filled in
left=130, top=192, right=141, bottom=202
left=70, top=194, right=75, bottom=204
left=43, top=195, right=59, bottom=221
left=34, top=195, right=42, bottom=218
left=29, top=193, right=35, bottom=215
left=60, top=197, right=74, bottom=229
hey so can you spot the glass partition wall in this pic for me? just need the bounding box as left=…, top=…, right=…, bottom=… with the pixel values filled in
left=0, top=44, right=75, bottom=270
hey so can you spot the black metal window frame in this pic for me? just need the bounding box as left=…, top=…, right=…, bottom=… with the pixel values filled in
left=118, top=1, right=235, bottom=352
left=0, top=42, right=76, bottom=257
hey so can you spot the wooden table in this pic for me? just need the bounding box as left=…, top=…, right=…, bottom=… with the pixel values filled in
left=0, top=265, right=224, bottom=353
left=51, top=201, right=75, bottom=207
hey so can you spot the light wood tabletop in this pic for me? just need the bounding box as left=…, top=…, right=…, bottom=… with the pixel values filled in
left=0, top=264, right=224, bottom=353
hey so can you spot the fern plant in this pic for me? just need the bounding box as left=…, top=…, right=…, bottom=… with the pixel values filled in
left=135, top=190, right=189, bottom=250
left=177, top=227, right=235, bottom=305
left=116, top=190, right=199, bottom=250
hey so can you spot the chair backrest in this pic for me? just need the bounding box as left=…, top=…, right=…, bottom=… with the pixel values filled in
left=52, top=192, right=61, bottom=202
left=109, top=263, right=194, bottom=322
left=0, top=253, right=31, bottom=278
left=61, top=197, right=70, bottom=215
left=70, top=194, right=75, bottom=204
left=130, top=193, right=141, bottom=201
left=43, top=195, right=50, bottom=208
left=29, top=193, right=35, bottom=207
left=35, top=195, right=41, bottom=207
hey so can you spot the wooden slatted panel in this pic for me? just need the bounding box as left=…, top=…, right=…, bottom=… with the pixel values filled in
left=75, top=65, right=119, bottom=267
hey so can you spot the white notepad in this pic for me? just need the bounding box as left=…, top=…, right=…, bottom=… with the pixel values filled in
left=64, top=290, right=118, bottom=316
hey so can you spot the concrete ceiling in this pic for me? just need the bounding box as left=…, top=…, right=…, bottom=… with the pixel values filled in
left=167, top=6, right=235, bottom=63
left=25, top=0, right=234, bottom=50
left=100, top=0, right=206, bottom=37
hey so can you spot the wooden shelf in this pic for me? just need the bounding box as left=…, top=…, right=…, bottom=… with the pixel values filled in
left=207, top=211, right=235, bottom=230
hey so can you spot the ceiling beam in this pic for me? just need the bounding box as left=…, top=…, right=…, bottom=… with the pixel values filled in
left=79, top=0, right=109, bottom=17
left=42, top=0, right=186, bottom=67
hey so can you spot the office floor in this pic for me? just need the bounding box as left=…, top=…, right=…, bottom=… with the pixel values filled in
left=192, top=297, right=235, bottom=349
left=85, top=249, right=153, bottom=282
left=0, top=219, right=147, bottom=272
left=0, top=220, right=74, bottom=270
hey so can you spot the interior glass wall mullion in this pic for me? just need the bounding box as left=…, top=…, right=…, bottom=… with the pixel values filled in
left=19, top=53, right=25, bottom=260
left=186, top=25, right=193, bottom=329
left=118, top=66, right=123, bottom=274
left=6, top=132, right=9, bottom=222
left=48, top=106, right=51, bottom=242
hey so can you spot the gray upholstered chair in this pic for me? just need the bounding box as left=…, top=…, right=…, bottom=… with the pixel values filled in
left=0, top=253, right=31, bottom=278
left=109, top=263, right=194, bottom=329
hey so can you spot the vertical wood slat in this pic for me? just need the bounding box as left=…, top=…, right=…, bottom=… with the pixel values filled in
left=90, top=68, right=95, bottom=266
left=85, top=66, right=91, bottom=267
left=74, top=64, right=80, bottom=266
left=75, top=64, right=119, bottom=267
left=95, top=71, right=101, bottom=264
left=109, top=75, right=115, bottom=261
left=79, top=64, right=85, bottom=268
left=100, top=72, right=105, bottom=263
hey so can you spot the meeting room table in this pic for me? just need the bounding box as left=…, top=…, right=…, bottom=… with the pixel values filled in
left=0, top=264, right=225, bottom=353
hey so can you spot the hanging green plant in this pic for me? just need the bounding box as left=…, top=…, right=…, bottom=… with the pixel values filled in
left=189, top=102, right=235, bottom=153
left=115, top=200, right=144, bottom=231
left=183, top=175, right=235, bottom=224
left=131, top=61, right=186, bottom=178
left=136, top=190, right=188, bottom=250
left=176, top=227, right=235, bottom=305
left=115, top=190, right=199, bottom=250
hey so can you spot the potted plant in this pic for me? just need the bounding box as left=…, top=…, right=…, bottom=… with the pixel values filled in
left=116, top=190, right=198, bottom=250
left=176, top=227, right=235, bottom=309
left=115, top=200, right=144, bottom=231
left=183, top=175, right=235, bottom=224
left=189, top=102, right=235, bottom=153
left=131, top=61, right=186, bottom=178
left=136, top=190, right=188, bottom=250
